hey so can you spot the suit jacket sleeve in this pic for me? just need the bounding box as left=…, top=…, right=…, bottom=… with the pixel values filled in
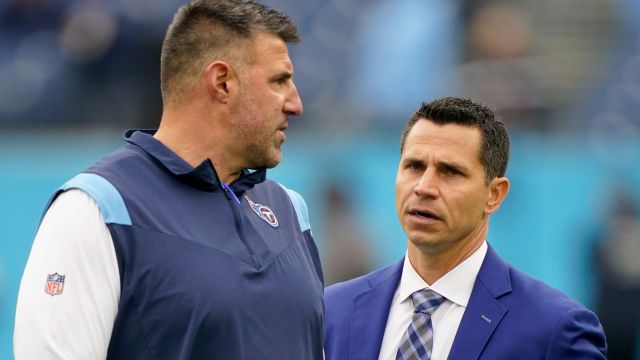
left=545, top=307, right=607, bottom=359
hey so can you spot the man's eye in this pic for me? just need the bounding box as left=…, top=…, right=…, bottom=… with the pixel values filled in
left=443, top=167, right=461, bottom=176
left=275, top=76, right=290, bottom=85
left=407, top=162, right=424, bottom=171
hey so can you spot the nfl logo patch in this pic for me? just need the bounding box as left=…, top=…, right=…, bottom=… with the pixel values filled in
left=45, top=273, right=65, bottom=296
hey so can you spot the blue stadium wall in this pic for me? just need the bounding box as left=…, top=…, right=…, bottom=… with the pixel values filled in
left=1, top=131, right=639, bottom=358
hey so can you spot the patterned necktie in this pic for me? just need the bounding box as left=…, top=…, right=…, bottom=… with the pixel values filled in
left=395, top=289, right=445, bottom=360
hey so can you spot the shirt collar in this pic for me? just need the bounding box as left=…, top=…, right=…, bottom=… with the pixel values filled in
left=398, top=241, right=488, bottom=308
left=123, top=129, right=266, bottom=193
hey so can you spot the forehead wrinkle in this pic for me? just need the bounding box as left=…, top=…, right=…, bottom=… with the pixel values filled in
left=402, top=149, right=471, bottom=173
left=250, top=31, right=289, bottom=57
left=403, top=123, right=482, bottom=170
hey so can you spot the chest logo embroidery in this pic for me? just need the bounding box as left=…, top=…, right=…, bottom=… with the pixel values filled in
left=45, top=273, right=65, bottom=296
left=246, top=196, right=279, bottom=228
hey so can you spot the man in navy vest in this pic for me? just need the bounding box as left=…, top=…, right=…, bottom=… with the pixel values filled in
left=324, top=97, right=606, bottom=359
left=15, top=1, right=324, bottom=359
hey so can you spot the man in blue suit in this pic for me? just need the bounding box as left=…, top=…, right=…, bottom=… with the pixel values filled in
left=324, top=97, right=607, bottom=360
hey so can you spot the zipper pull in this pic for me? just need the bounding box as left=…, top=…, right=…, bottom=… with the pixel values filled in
left=221, top=182, right=241, bottom=205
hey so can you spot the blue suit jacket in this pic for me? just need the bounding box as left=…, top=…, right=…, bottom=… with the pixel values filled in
left=324, top=245, right=607, bottom=359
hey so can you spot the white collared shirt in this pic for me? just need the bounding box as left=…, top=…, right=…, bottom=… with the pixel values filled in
left=377, top=242, right=488, bottom=360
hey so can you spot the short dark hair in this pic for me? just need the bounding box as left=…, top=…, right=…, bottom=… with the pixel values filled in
left=400, top=97, right=510, bottom=183
left=160, top=0, right=300, bottom=104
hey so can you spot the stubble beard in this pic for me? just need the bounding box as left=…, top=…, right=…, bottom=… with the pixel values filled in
left=236, top=87, right=284, bottom=169
left=245, top=141, right=281, bottom=169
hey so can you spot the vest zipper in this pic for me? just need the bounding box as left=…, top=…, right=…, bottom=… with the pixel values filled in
left=221, top=182, right=241, bottom=204
left=221, top=182, right=261, bottom=269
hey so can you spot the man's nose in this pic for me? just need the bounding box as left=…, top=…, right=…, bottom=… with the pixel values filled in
left=284, top=82, right=303, bottom=116
left=414, top=169, right=438, bottom=198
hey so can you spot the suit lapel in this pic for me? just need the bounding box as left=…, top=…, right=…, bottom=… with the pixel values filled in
left=448, top=246, right=511, bottom=360
left=349, top=259, right=404, bottom=360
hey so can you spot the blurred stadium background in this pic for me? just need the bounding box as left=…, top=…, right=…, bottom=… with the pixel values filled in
left=2, top=0, right=640, bottom=358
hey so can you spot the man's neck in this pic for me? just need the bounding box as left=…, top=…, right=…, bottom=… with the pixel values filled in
left=154, top=108, right=243, bottom=184
left=407, top=221, right=488, bottom=285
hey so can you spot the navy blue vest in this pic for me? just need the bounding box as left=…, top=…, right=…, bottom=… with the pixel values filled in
left=48, top=130, right=324, bottom=359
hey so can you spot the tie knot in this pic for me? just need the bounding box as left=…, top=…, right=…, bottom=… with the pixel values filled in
left=411, top=289, right=445, bottom=316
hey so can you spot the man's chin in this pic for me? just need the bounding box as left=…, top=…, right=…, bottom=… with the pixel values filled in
left=407, top=234, right=446, bottom=254
left=255, top=154, right=281, bottom=169
left=264, top=159, right=281, bottom=169
left=269, top=149, right=283, bottom=168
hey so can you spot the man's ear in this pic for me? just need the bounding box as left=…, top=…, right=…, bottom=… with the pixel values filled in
left=205, top=61, right=237, bottom=103
left=484, top=176, right=510, bottom=215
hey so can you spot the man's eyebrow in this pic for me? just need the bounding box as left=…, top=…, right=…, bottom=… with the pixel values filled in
left=400, top=156, right=424, bottom=164
left=401, top=156, right=469, bottom=171
left=272, top=71, right=292, bottom=81
left=436, top=159, right=469, bottom=172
